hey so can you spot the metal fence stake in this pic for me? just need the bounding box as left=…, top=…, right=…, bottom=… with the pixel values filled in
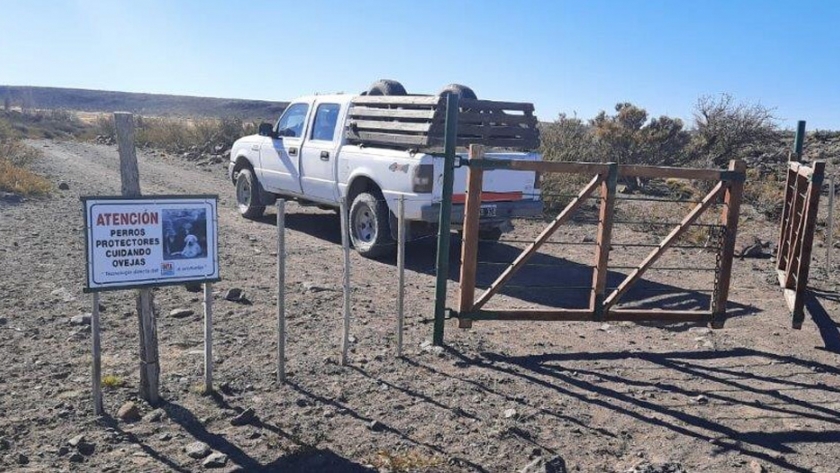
left=432, top=92, right=459, bottom=346
left=276, top=200, right=286, bottom=382
left=340, top=197, right=351, bottom=365
left=91, top=292, right=103, bottom=416
left=397, top=195, right=406, bottom=357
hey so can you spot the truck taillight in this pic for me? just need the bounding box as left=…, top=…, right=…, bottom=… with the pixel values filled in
left=413, top=164, right=434, bottom=193
left=533, top=171, right=542, bottom=190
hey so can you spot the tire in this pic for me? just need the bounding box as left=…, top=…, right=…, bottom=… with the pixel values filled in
left=348, top=192, right=393, bottom=258
left=235, top=168, right=265, bottom=219
left=438, top=83, right=477, bottom=100
left=367, top=79, right=407, bottom=96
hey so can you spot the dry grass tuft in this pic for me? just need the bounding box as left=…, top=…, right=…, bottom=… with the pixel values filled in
left=101, top=375, right=124, bottom=389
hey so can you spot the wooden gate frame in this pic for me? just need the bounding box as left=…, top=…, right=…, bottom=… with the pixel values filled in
left=456, top=145, right=746, bottom=329
left=776, top=159, right=825, bottom=328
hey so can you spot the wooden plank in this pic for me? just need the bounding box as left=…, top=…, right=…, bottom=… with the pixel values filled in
left=590, top=164, right=618, bottom=318
left=470, top=159, right=610, bottom=175
left=346, top=131, right=429, bottom=147
left=776, top=167, right=797, bottom=272
left=792, top=161, right=826, bottom=328
left=458, top=145, right=485, bottom=329
left=460, top=98, right=535, bottom=112
left=459, top=112, right=538, bottom=126
left=459, top=309, right=595, bottom=321
left=618, top=165, right=723, bottom=181
left=710, top=160, right=745, bottom=327
left=472, top=174, right=603, bottom=311
left=456, top=124, right=539, bottom=139
left=603, top=181, right=725, bottom=309
left=351, top=95, right=442, bottom=106
left=115, top=112, right=160, bottom=406
left=348, top=119, right=433, bottom=133
left=348, top=107, right=437, bottom=119
left=605, top=310, right=711, bottom=322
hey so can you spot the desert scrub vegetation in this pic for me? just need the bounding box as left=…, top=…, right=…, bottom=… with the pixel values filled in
left=0, top=117, right=51, bottom=196
left=96, top=115, right=257, bottom=153
left=0, top=108, right=89, bottom=139
left=538, top=94, right=783, bottom=219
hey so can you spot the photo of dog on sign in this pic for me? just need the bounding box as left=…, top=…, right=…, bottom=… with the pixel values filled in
left=162, top=208, right=208, bottom=260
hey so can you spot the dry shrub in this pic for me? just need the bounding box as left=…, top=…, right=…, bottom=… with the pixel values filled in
left=743, top=167, right=785, bottom=220
left=134, top=116, right=256, bottom=152
left=0, top=158, right=51, bottom=196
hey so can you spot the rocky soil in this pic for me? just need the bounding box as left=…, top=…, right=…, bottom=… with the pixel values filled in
left=0, top=140, right=839, bottom=472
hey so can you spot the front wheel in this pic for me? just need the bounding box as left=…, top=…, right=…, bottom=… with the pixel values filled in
left=348, top=192, right=393, bottom=258
left=235, top=168, right=265, bottom=219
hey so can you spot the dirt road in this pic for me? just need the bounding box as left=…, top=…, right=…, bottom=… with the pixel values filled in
left=1, top=140, right=838, bottom=472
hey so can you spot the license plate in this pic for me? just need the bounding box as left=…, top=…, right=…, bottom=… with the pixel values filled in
left=479, top=205, right=497, bottom=218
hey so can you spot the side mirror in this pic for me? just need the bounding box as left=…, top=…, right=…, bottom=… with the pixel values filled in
left=258, top=122, right=275, bottom=137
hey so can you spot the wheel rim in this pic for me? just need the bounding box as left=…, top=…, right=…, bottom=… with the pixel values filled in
left=236, top=176, right=251, bottom=208
left=352, top=203, right=376, bottom=244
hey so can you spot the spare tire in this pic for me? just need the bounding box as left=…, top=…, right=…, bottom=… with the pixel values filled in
left=438, top=83, right=477, bottom=100
left=367, top=79, right=407, bottom=96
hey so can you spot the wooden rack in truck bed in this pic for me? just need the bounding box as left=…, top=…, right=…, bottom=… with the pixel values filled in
left=345, top=95, right=540, bottom=151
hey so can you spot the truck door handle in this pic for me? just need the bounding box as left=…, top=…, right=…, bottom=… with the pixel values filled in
left=289, top=147, right=298, bottom=156
left=320, top=151, right=330, bottom=161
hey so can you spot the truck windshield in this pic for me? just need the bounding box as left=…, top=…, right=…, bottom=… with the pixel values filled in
left=275, top=103, right=309, bottom=137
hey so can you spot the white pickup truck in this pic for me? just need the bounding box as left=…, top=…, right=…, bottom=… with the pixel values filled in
left=228, top=87, right=543, bottom=258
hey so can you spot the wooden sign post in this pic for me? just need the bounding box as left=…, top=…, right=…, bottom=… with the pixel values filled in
left=115, top=112, right=160, bottom=405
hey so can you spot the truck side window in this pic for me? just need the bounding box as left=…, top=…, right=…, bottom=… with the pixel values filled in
left=275, top=103, right=309, bottom=138
left=310, top=103, right=340, bottom=142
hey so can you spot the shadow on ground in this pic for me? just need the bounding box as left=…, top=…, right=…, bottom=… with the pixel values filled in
left=257, top=210, right=758, bottom=323
left=408, top=346, right=840, bottom=473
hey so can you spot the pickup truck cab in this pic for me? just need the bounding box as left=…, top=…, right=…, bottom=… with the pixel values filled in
left=229, top=93, right=542, bottom=258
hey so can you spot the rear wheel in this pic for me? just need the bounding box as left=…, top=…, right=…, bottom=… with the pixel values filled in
left=235, top=168, right=265, bottom=219
left=348, top=192, right=393, bottom=258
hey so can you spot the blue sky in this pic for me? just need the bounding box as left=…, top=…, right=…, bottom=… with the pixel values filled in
left=1, top=0, right=839, bottom=129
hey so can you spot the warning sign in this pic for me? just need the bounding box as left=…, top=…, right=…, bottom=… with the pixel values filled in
left=82, top=195, right=219, bottom=291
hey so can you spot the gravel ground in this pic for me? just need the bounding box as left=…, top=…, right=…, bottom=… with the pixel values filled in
left=0, top=140, right=838, bottom=473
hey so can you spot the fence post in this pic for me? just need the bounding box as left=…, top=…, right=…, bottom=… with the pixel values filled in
left=340, top=197, right=351, bottom=365
left=827, top=177, right=835, bottom=276
left=710, top=160, right=745, bottom=328
left=590, top=163, right=617, bottom=319
left=432, top=92, right=459, bottom=346
left=792, top=161, right=826, bottom=328
left=396, top=196, right=406, bottom=357
left=276, top=200, right=286, bottom=382
left=458, top=145, right=485, bottom=329
left=115, top=111, right=160, bottom=405
left=793, top=120, right=806, bottom=161
left=203, top=282, right=213, bottom=393
left=91, top=292, right=103, bottom=415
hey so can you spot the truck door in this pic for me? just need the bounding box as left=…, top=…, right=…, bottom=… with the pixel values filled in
left=299, top=102, right=341, bottom=203
left=258, top=101, right=310, bottom=195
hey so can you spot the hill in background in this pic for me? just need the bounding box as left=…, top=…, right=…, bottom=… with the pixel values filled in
left=0, top=85, right=288, bottom=120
